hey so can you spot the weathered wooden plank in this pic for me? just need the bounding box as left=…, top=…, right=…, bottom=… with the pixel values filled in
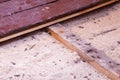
left=48, top=2, right=120, bottom=80
left=0, top=0, right=118, bottom=43
left=0, top=0, right=107, bottom=37
left=48, top=24, right=120, bottom=80
left=0, top=31, right=109, bottom=80
left=0, top=0, right=10, bottom=3
left=0, top=0, right=56, bottom=17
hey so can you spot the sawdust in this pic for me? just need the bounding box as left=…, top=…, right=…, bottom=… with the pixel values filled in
left=0, top=31, right=109, bottom=80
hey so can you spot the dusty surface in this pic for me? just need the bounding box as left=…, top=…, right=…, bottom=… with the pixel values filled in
left=49, top=23, right=120, bottom=78
left=61, top=2, right=120, bottom=64
left=0, top=30, right=109, bottom=80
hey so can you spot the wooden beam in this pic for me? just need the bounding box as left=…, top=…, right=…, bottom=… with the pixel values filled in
left=0, top=0, right=118, bottom=43
left=48, top=23, right=120, bottom=80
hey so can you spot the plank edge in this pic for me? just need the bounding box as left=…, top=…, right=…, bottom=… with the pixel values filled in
left=47, top=24, right=120, bottom=80
left=0, top=0, right=118, bottom=43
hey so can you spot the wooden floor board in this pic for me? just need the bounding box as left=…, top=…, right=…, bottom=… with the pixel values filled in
left=0, top=0, right=118, bottom=43
left=0, top=0, right=56, bottom=17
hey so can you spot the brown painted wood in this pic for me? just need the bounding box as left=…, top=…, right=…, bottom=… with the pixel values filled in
left=0, top=0, right=10, bottom=3
left=0, top=0, right=56, bottom=17
left=0, top=0, right=118, bottom=42
left=0, top=0, right=112, bottom=37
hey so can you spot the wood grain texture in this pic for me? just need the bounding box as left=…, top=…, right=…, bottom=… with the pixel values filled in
left=48, top=24, right=120, bottom=80
left=48, top=2, right=120, bottom=80
left=0, top=0, right=56, bottom=17
left=0, top=0, right=116, bottom=37
left=0, top=0, right=118, bottom=42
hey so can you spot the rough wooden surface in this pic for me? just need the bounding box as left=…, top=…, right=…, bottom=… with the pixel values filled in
left=0, top=31, right=109, bottom=80
left=0, top=0, right=56, bottom=17
left=48, top=2, right=120, bottom=80
left=0, top=0, right=10, bottom=3
left=0, top=1, right=119, bottom=80
left=0, top=0, right=118, bottom=39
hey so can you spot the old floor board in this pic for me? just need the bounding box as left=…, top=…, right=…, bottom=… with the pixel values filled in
left=0, top=0, right=118, bottom=42
left=0, top=0, right=56, bottom=17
